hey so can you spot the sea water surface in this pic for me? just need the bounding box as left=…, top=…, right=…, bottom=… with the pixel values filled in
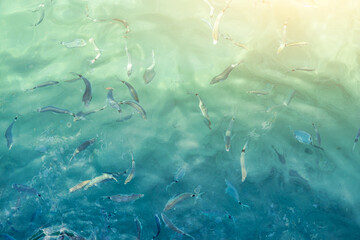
left=1, top=0, right=360, bottom=239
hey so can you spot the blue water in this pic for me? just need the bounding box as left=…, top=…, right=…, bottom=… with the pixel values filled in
left=1, top=0, right=360, bottom=239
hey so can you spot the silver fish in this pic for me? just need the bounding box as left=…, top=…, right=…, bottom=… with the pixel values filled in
left=294, top=130, right=312, bottom=144
left=5, top=115, right=17, bottom=150
left=240, top=142, right=248, bottom=182
left=353, top=128, right=360, bottom=151
left=106, top=88, right=122, bottom=113
left=134, top=217, right=142, bottom=240
left=161, top=213, right=195, bottom=240
left=203, top=0, right=214, bottom=18
left=69, top=180, right=90, bottom=193
left=12, top=184, right=41, bottom=197
left=26, top=81, right=59, bottom=91
left=70, top=73, right=92, bottom=106
left=271, top=145, right=286, bottom=164
left=225, top=179, right=240, bottom=204
left=312, top=123, right=321, bottom=147
left=37, top=106, right=75, bottom=117
left=210, top=62, right=240, bottom=85
left=283, top=90, right=296, bottom=106
left=225, top=116, right=235, bottom=152
left=143, top=50, right=156, bottom=84
left=153, top=214, right=161, bottom=239
left=125, top=41, right=132, bottom=77
left=33, top=4, right=45, bottom=26
left=69, top=138, right=96, bottom=163
left=166, top=166, right=187, bottom=191
left=116, top=113, right=135, bottom=122
left=119, top=100, right=147, bottom=120
left=212, top=0, right=232, bottom=45
left=163, top=192, right=196, bottom=211
left=89, top=38, right=101, bottom=64
left=104, top=193, right=144, bottom=203
left=119, top=80, right=139, bottom=102
left=124, top=152, right=135, bottom=185
left=85, top=173, right=118, bottom=190
left=195, top=93, right=211, bottom=129
left=74, top=106, right=106, bottom=121
left=58, top=39, right=87, bottom=48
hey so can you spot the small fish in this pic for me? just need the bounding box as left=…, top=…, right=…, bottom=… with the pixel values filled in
left=103, top=193, right=144, bottom=203
left=240, top=141, right=248, bottom=182
left=210, top=61, right=241, bottom=85
left=225, top=117, right=235, bottom=152
left=247, top=90, right=269, bottom=95
left=124, top=152, right=135, bottom=185
left=119, top=100, right=147, bottom=120
left=12, top=184, right=41, bottom=197
left=69, top=180, right=90, bottom=193
left=286, top=41, right=309, bottom=47
left=166, top=166, right=187, bottom=190
left=70, top=73, right=92, bottom=107
left=271, top=145, right=286, bottom=164
left=26, top=81, right=59, bottom=91
left=33, top=4, right=45, bottom=26
left=116, top=113, right=135, bottom=122
left=353, top=128, right=360, bottom=151
left=161, top=213, right=194, bottom=239
left=119, top=80, right=139, bottom=102
left=212, top=0, right=232, bottom=45
left=225, top=179, right=241, bottom=204
left=203, top=0, right=215, bottom=17
left=125, top=41, right=132, bottom=77
left=106, top=88, right=122, bottom=113
left=73, top=106, right=106, bottom=121
left=69, top=138, right=96, bottom=163
left=38, top=106, right=75, bottom=116
left=5, top=115, right=18, bottom=150
left=89, top=38, right=101, bottom=64
left=134, top=217, right=142, bottom=240
left=143, top=50, right=156, bottom=84
left=57, top=39, right=87, bottom=48
left=287, top=68, right=316, bottom=73
left=85, top=173, right=118, bottom=190
left=164, top=192, right=196, bottom=211
left=283, top=90, right=296, bottom=106
left=113, top=18, right=131, bottom=34
left=294, top=130, right=312, bottom=144
left=195, top=93, right=211, bottom=129
left=153, top=215, right=161, bottom=239
left=312, top=123, right=321, bottom=147
left=277, top=21, right=287, bottom=54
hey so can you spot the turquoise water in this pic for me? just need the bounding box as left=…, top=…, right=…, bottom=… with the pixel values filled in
left=1, top=0, right=360, bottom=239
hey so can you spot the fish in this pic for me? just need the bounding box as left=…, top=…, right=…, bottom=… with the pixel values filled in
left=247, top=90, right=269, bottom=95
left=89, top=38, right=101, bottom=64
left=210, top=61, right=241, bottom=85
left=69, top=138, right=96, bottom=163
left=73, top=106, right=106, bottom=121
left=283, top=90, right=296, bottom=106
left=143, top=50, right=156, bottom=84
left=195, top=93, right=211, bottom=129
left=225, top=179, right=241, bottom=204
left=271, top=145, right=286, bottom=164
left=113, top=18, right=131, bottom=33
left=12, top=184, right=41, bottom=197
left=57, top=39, right=87, bottom=48
left=70, top=73, right=92, bottom=106
left=119, top=80, right=139, bottom=102
left=293, top=130, right=312, bottom=144
left=161, top=213, right=195, bottom=240
left=240, top=141, right=248, bottom=182
left=37, top=106, right=75, bottom=116
left=5, top=115, right=18, bottom=150
left=85, top=173, right=118, bottom=190
left=33, top=4, right=45, bottom=26
left=124, top=152, right=135, bottom=185
left=125, top=41, right=132, bottom=77
left=26, top=81, right=59, bottom=91
left=69, top=180, right=90, bottom=193
left=312, top=123, right=321, bottom=147
left=225, top=117, right=235, bottom=152
left=163, top=192, right=196, bottom=211
left=287, top=68, right=316, bottom=73
left=203, top=0, right=214, bottom=17
left=212, top=0, right=232, bottom=45
left=353, top=128, right=360, bottom=151
left=134, top=217, right=142, bottom=240
left=119, top=100, right=147, bottom=120
left=153, top=214, right=161, bottom=239
left=277, top=21, right=287, bottom=54
left=166, top=166, right=187, bottom=190
left=103, top=193, right=144, bottom=203
left=116, top=113, right=135, bottom=122
left=106, top=88, right=122, bottom=113
left=286, top=41, right=309, bottom=47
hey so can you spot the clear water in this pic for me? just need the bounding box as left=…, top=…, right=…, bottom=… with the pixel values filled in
left=1, top=0, right=360, bottom=239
